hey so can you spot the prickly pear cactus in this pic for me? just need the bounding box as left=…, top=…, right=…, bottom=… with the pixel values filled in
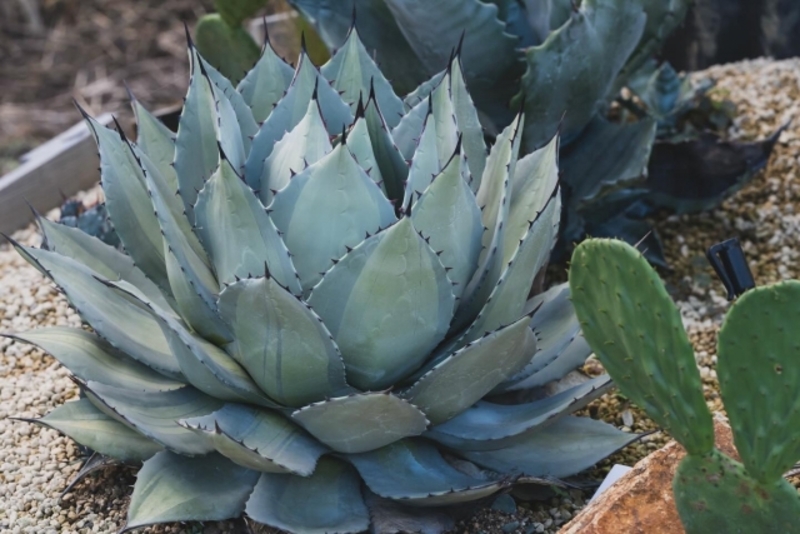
left=570, top=239, right=800, bottom=534
left=195, top=13, right=261, bottom=85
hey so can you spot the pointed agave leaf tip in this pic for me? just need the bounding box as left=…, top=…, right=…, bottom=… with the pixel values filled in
left=217, top=140, right=229, bottom=162
left=456, top=29, right=466, bottom=58
left=355, top=94, right=366, bottom=119
left=341, top=124, right=348, bottom=145
left=312, top=76, right=320, bottom=101
left=261, top=15, right=270, bottom=46
left=111, top=116, right=129, bottom=142
left=183, top=21, right=194, bottom=49
left=301, top=31, right=308, bottom=53
left=72, top=99, right=93, bottom=122
left=453, top=133, right=463, bottom=156
left=122, top=80, right=137, bottom=104
left=368, top=77, right=377, bottom=103
left=351, top=4, right=358, bottom=27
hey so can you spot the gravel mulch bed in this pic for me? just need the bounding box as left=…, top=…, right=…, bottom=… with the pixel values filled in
left=1, top=57, right=799, bottom=533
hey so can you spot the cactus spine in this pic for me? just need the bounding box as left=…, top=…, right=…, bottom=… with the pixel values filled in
left=570, top=238, right=800, bottom=534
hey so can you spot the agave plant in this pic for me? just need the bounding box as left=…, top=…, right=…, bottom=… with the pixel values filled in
left=6, top=28, right=637, bottom=533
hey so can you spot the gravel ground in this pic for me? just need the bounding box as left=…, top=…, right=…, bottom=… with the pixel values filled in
left=1, top=57, right=799, bottom=534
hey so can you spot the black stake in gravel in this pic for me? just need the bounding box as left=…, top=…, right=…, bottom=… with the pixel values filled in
left=706, top=238, right=756, bottom=300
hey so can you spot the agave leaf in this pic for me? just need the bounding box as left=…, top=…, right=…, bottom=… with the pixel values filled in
left=561, top=116, right=657, bottom=207
left=259, top=98, right=333, bottom=203
left=199, top=55, right=259, bottom=154
left=81, top=112, right=169, bottom=294
left=391, top=94, right=430, bottom=160
left=194, top=157, right=302, bottom=293
left=84, top=381, right=223, bottom=455
left=29, top=398, right=163, bottom=462
left=321, top=27, right=405, bottom=127
left=411, top=146, right=482, bottom=300
left=16, top=245, right=182, bottom=378
left=307, top=218, right=456, bottom=390
left=130, top=95, right=177, bottom=190
left=291, top=392, right=429, bottom=453
left=246, top=457, right=370, bottom=534
left=124, top=451, right=259, bottom=531
left=505, top=335, right=593, bottom=391
left=244, top=52, right=353, bottom=189
left=461, top=185, right=560, bottom=345
left=37, top=216, right=176, bottom=315
left=182, top=404, right=328, bottom=476
left=346, top=113, right=384, bottom=188
left=6, top=327, right=183, bottom=392
left=402, top=317, right=536, bottom=425
left=237, top=40, right=295, bottom=122
left=60, top=453, right=124, bottom=498
left=363, top=90, right=408, bottom=204
left=457, top=416, right=640, bottom=478
left=404, top=71, right=445, bottom=110
left=348, top=439, right=506, bottom=505
left=619, top=0, right=690, bottom=83
left=217, top=277, right=350, bottom=407
left=174, top=46, right=221, bottom=221
left=504, top=134, right=559, bottom=265
left=427, top=375, right=613, bottom=450
left=269, top=144, right=397, bottom=294
left=208, top=69, right=247, bottom=175
left=104, top=278, right=279, bottom=409
left=402, top=108, right=442, bottom=209
left=449, top=58, right=488, bottom=184
left=517, top=0, right=647, bottom=151
left=453, top=115, right=522, bottom=331
left=429, top=79, right=461, bottom=168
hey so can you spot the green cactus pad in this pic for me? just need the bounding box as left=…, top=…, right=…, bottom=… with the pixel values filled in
left=674, top=448, right=800, bottom=534
left=717, top=281, right=800, bottom=484
left=569, top=239, right=714, bottom=455
left=214, top=0, right=266, bottom=27
left=195, top=14, right=260, bottom=85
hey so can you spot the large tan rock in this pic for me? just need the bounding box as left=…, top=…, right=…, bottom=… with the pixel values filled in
left=559, top=415, right=737, bottom=534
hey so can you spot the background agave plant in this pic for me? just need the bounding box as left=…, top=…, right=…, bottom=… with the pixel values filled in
left=6, top=28, right=638, bottom=533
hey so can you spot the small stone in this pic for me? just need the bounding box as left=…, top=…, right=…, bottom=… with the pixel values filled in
left=491, top=494, right=517, bottom=515
left=502, top=521, right=520, bottom=533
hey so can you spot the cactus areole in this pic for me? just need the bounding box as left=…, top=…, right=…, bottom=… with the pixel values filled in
left=5, top=28, right=639, bottom=533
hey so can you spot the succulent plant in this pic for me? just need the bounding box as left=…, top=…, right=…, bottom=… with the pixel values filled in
left=57, top=199, right=120, bottom=249
left=569, top=238, right=800, bottom=534
left=5, top=29, right=638, bottom=533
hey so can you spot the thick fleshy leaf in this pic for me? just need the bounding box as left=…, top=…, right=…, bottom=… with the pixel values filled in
left=246, top=458, right=370, bottom=534
left=403, top=109, right=442, bottom=209
left=194, top=158, right=302, bottom=292
left=182, top=404, right=327, bottom=476
left=16, top=245, right=181, bottom=378
left=217, top=277, right=350, bottom=407
left=269, top=144, right=397, bottom=294
left=85, top=381, right=222, bottom=455
left=449, top=58, right=488, bottom=184
left=505, top=334, right=593, bottom=391
left=403, top=317, right=536, bottom=425
left=427, top=375, right=613, bottom=449
left=346, top=113, right=384, bottom=188
left=362, top=91, right=407, bottom=204
left=348, top=439, right=506, bottom=505
left=31, top=398, right=163, bottom=462
left=517, top=0, right=647, bottom=150
left=259, top=98, right=333, bottom=203
left=174, top=47, right=221, bottom=220
left=81, top=112, right=169, bottom=293
left=411, top=148, right=482, bottom=300
left=124, top=451, right=258, bottom=531
left=237, top=41, right=295, bottom=122
left=244, top=53, right=353, bottom=189
left=207, top=68, right=247, bottom=174
left=38, top=216, right=175, bottom=314
left=392, top=94, right=430, bottom=160
left=321, top=27, right=405, bottom=127
left=461, top=185, right=560, bottom=345
left=458, top=416, right=640, bottom=478
left=561, top=116, right=656, bottom=207
left=403, top=70, right=444, bottom=110
left=453, top=115, right=523, bottom=331
left=104, top=278, right=278, bottom=409
left=7, top=327, right=183, bottom=392
left=307, top=218, right=456, bottom=390
left=200, top=55, right=259, bottom=154
left=291, top=392, right=429, bottom=453
left=130, top=95, right=177, bottom=189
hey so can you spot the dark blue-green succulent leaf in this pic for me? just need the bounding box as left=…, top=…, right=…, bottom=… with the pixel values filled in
left=84, top=381, right=223, bottom=456
left=292, top=392, right=429, bottom=453
left=246, top=458, right=370, bottom=534
left=516, top=0, right=647, bottom=151
left=236, top=40, right=295, bottom=123
left=28, top=397, right=163, bottom=463
left=560, top=115, right=657, bottom=207
left=269, top=143, right=397, bottom=294
left=403, top=317, right=536, bottom=425
left=321, top=27, right=405, bottom=127
left=130, top=94, right=177, bottom=190
left=194, top=157, right=302, bottom=292
left=486, top=0, right=539, bottom=46
left=503, top=334, right=593, bottom=391
left=427, top=375, right=612, bottom=449
left=457, top=416, right=640, bottom=478
left=14, top=245, right=182, bottom=379
left=182, top=404, right=328, bottom=476
left=6, top=327, right=183, bottom=392
left=307, top=218, right=456, bottom=391
left=362, top=91, right=408, bottom=204
left=217, top=277, right=351, bottom=407
left=348, top=439, right=508, bottom=505
left=124, top=451, right=259, bottom=531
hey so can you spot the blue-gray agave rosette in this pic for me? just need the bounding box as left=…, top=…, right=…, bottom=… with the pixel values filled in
left=7, top=29, right=637, bottom=533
